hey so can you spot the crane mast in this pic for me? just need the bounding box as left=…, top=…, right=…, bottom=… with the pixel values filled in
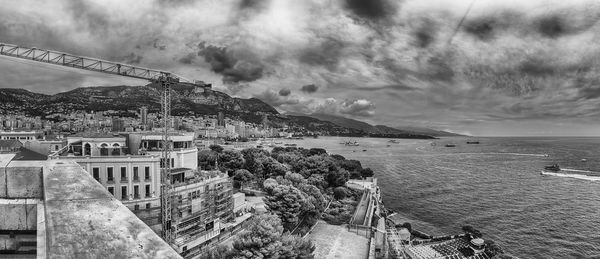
left=0, top=42, right=199, bottom=243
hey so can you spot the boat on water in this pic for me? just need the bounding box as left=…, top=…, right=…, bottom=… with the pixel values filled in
left=445, top=144, right=456, bottom=147
left=388, top=139, right=399, bottom=143
left=466, top=141, right=480, bottom=144
left=544, top=164, right=560, bottom=172
left=341, top=139, right=359, bottom=146
left=541, top=164, right=600, bottom=177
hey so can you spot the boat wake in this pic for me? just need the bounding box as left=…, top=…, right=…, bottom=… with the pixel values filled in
left=541, top=171, right=600, bottom=182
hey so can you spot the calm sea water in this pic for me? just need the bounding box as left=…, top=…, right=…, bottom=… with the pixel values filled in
left=288, top=136, right=600, bottom=259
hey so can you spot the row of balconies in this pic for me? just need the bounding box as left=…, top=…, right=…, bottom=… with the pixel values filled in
left=105, top=176, right=152, bottom=184
left=120, top=193, right=155, bottom=200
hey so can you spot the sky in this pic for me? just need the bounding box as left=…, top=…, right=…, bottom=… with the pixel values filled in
left=1, top=0, right=600, bottom=136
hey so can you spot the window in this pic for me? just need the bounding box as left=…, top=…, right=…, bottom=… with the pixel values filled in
left=108, top=187, right=114, bottom=195
left=107, top=167, right=114, bottom=181
left=121, top=186, right=127, bottom=200
left=120, top=167, right=127, bottom=180
left=92, top=167, right=100, bottom=181
left=134, top=185, right=139, bottom=199
left=134, top=204, right=139, bottom=211
left=145, top=184, right=151, bottom=197
left=144, top=167, right=150, bottom=180
left=133, top=167, right=139, bottom=180
left=146, top=203, right=151, bottom=209
left=100, top=143, right=109, bottom=156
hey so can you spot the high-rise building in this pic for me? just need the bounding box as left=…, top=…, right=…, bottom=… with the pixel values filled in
left=140, top=106, right=148, bottom=130
left=217, top=112, right=224, bottom=127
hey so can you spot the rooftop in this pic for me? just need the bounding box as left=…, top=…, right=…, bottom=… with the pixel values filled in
left=68, top=132, right=123, bottom=138
left=0, top=157, right=182, bottom=258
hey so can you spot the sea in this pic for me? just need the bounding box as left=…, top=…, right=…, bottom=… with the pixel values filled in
left=286, top=136, right=600, bottom=259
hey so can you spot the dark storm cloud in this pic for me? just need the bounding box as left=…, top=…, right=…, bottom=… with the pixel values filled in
left=278, top=88, right=291, bottom=96
left=67, top=1, right=111, bottom=35
left=300, top=84, right=318, bottom=93
left=239, top=0, right=269, bottom=10
left=343, top=0, right=397, bottom=20
left=412, top=18, right=437, bottom=48
left=298, top=38, right=346, bottom=70
left=178, top=53, right=196, bottom=64
left=197, top=42, right=264, bottom=83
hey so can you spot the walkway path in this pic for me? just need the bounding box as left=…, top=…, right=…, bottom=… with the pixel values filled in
left=307, top=221, right=369, bottom=259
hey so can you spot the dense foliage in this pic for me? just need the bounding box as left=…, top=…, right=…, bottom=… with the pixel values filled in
left=197, top=145, right=374, bottom=257
left=230, top=214, right=315, bottom=259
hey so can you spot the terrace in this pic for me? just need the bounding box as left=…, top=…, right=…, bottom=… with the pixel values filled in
left=0, top=154, right=181, bottom=258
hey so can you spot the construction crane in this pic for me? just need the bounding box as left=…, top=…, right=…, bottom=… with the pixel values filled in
left=0, top=42, right=202, bottom=243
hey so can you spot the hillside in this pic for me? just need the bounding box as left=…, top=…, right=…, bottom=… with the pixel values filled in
left=0, top=84, right=277, bottom=118
left=308, top=113, right=457, bottom=137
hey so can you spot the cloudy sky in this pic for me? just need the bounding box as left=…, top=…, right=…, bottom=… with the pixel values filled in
left=2, top=0, right=600, bottom=136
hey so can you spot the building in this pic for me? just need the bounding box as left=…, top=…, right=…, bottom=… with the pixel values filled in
left=0, top=130, right=43, bottom=143
left=51, top=132, right=164, bottom=232
left=168, top=170, right=234, bottom=258
left=22, top=135, right=67, bottom=156
left=140, top=106, right=148, bottom=130
left=0, top=154, right=181, bottom=258
left=126, top=132, right=198, bottom=170
left=0, top=139, right=22, bottom=153
left=217, top=112, right=225, bottom=127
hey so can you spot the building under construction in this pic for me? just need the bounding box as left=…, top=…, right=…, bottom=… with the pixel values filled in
left=169, top=169, right=234, bottom=258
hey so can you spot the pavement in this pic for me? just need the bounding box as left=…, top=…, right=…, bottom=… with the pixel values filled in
left=307, top=220, right=369, bottom=259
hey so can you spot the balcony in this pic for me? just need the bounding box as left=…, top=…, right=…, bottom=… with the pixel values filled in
left=107, top=178, right=114, bottom=184
left=120, top=177, right=128, bottom=182
left=133, top=176, right=140, bottom=182
left=144, top=177, right=151, bottom=182
left=134, top=194, right=140, bottom=199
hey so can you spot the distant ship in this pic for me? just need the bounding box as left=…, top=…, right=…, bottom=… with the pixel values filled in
left=445, top=144, right=456, bottom=147
left=544, top=164, right=560, bottom=172
left=345, top=140, right=359, bottom=146
left=466, top=141, right=480, bottom=144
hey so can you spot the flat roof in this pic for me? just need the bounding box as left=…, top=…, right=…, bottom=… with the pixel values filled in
left=69, top=132, right=123, bottom=138
left=40, top=160, right=182, bottom=258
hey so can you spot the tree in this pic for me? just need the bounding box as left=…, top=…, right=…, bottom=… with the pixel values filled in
left=264, top=158, right=288, bottom=178
left=338, top=159, right=362, bottom=172
left=199, top=245, right=233, bottom=259
left=231, top=214, right=284, bottom=258
left=264, top=184, right=307, bottom=230
left=233, top=169, right=254, bottom=190
left=333, top=187, right=348, bottom=200
left=198, top=150, right=217, bottom=170
left=307, top=174, right=328, bottom=191
left=263, top=178, right=279, bottom=194
left=279, top=234, right=315, bottom=259
left=285, top=172, right=307, bottom=187
left=219, top=150, right=245, bottom=174
left=326, top=168, right=349, bottom=187
left=308, top=148, right=327, bottom=156
left=209, top=144, right=224, bottom=153
left=360, top=168, right=374, bottom=178
left=330, top=154, right=346, bottom=160
left=231, top=214, right=315, bottom=259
